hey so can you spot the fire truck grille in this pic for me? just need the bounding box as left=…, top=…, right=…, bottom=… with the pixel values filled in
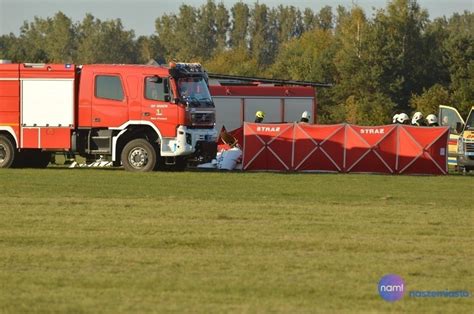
left=192, top=112, right=215, bottom=126
left=465, top=142, right=474, bottom=152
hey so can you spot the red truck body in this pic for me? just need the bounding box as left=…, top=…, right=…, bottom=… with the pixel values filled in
left=209, top=84, right=317, bottom=132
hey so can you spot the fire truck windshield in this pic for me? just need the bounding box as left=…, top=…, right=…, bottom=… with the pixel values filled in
left=466, top=111, right=474, bottom=130
left=178, top=77, right=213, bottom=108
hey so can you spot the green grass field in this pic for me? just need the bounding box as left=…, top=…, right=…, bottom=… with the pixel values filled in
left=0, top=169, right=472, bottom=313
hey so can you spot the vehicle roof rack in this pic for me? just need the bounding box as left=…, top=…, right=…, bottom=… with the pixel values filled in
left=207, top=73, right=333, bottom=88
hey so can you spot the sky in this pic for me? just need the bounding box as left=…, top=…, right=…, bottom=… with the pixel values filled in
left=0, top=0, right=472, bottom=36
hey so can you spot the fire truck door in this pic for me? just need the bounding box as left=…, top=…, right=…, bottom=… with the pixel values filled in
left=142, top=76, right=177, bottom=137
left=91, top=74, right=128, bottom=127
left=439, top=105, right=465, bottom=163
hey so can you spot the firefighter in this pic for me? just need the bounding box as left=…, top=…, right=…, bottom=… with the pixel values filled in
left=255, top=111, right=265, bottom=123
left=300, top=111, right=310, bottom=123
left=396, top=113, right=410, bottom=124
left=426, top=114, right=439, bottom=126
left=411, top=112, right=426, bottom=126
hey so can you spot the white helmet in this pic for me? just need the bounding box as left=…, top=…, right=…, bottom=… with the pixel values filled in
left=411, top=112, right=424, bottom=125
left=392, top=114, right=399, bottom=124
left=300, top=111, right=310, bottom=123
left=426, top=114, right=438, bottom=126
left=396, top=113, right=410, bottom=124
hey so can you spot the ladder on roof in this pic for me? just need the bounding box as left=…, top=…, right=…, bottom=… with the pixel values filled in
left=207, top=73, right=333, bottom=88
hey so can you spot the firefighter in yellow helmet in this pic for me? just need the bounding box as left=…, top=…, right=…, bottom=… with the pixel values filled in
left=255, top=110, right=265, bottom=123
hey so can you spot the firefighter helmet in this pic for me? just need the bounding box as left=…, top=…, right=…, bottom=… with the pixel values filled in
left=426, top=114, right=438, bottom=126
left=300, top=111, right=310, bottom=123
left=396, top=113, right=410, bottom=124
left=255, top=111, right=265, bottom=119
left=411, top=112, right=424, bottom=125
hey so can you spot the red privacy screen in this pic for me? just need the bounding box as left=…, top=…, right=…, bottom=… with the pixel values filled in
left=242, top=123, right=449, bottom=175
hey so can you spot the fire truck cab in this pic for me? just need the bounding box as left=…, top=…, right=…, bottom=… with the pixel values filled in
left=0, top=61, right=217, bottom=171
left=439, top=105, right=474, bottom=172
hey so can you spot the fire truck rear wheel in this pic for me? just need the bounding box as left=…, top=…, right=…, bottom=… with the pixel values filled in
left=0, top=135, right=16, bottom=168
left=121, top=139, right=157, bottom=172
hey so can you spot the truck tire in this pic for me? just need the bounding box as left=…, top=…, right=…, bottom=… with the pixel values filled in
left=0, top=135, right=16, bottom=168
left=121, top=139, right=157, bottom=172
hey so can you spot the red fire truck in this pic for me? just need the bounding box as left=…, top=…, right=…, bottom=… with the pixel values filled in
left=208, top=74, right=330, bottom=130
left=0, top=61, right=217, bottom=171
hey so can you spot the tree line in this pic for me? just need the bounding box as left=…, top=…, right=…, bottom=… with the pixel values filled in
left=0, top=0, right=472, bottom=124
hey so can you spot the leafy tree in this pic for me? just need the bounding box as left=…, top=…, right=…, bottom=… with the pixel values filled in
left=249, top=3, right=276, bottom=67
left=155, top=13, right=178, bottom=61
left=0, top=34, right=24, bottom=61
left=229, top=2, right=250, bottom=49
left=16, top=18, right=51, bottom=62
left=136, top=35, right=165, bottom=64
left=410, top=84, right=451, bottom=116
left=203, top=46, right=258, bottom=76
left=44, top=12, right=76, bottom=62
left=330, top=6, right=392, bottom=123
left=75, top=14, right=102, bottom=63
left=196, top=0, right=218, bottom=60
left=443, top=12, right=474, bottom=116
left=270, top=29, right=337, bottom=122
left=3, top=12, right=77, bottom=63
left=303, top=8, right=317, bottom=32
left=174, top=5, right=199, bottom=60
left=370, top=0, right=430, bottom=111
left=332, top=7, right=374, bottom=103
left=76, top=14, right=136, bottom=63
left=275, top=5, right=303, bottom=43
left=317, top=6, right=334, bottom=30
left=420, top=17, right=450, bottom=89
left=344, top=93, right=395, bottom=125
left=215, top=2, right=230, bottom=51
left=155, top=5, right=199, bottom=61
left=98, top=20, right=136, bottom=63
left=271, top=29, right=335, bottom=82
left=334, top=5, right=349, bottom=32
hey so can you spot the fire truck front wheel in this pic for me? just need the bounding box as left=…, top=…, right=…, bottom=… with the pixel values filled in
left=121, top=139, right=157, bottom=172
left=0, top=135, right=16, bottom=168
